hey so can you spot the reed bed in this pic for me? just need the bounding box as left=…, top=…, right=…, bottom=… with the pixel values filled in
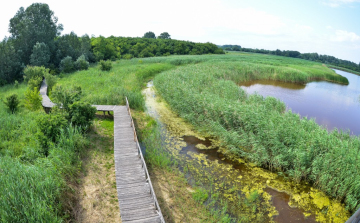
left=154, top=62, right=359, bottom=213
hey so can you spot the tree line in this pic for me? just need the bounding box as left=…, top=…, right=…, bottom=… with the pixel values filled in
left=0, top=3, right=224, bottom=86
left=220, top=45, right=360, bottom=73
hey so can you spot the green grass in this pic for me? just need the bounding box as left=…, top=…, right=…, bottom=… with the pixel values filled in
left=153, top=54, right=360, bottom=213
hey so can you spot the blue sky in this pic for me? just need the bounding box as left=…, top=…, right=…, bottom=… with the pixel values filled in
left=1, top=0, right=359, bottom=62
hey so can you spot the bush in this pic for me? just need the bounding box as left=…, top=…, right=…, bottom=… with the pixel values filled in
left=99, top=60, right=112, bottom=71
left=27, top=76, right=43, bottom=90
left=75, top=54, right=89, bottom=71
left=23, top=65, right=49, bottom=83
left=24, top=87, right=42, bottom=111
left=44, top=72, right=58, bottom=94
left=122, top=54, right=133, bottom=59
left=3, top=94, right=20, bottom=114
left=60, top=56, right=74, bottom=73
left=68, top=102, right=97, bottom=131
left=51, top=85, right=82, bottom=111
left=36, top=113, right=67, bottom=155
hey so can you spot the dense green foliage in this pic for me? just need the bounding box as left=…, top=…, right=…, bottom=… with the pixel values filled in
left=99, top=60, right=112, bottom=71
left=223, top=46, right=360, bottom=73
left=143, top=31, right=156, bottom=39
left=60, top=56, right=75, bottom=73
left=9, top=3, right=63, bottom=66
left=0, top=77, right=93, bottom=221
left=23, top=66, right=49, bottom=83
left=157, top=32, right=171, bottom=39
left=75, top=54, right=89, bottom=70
left=68, top=102, right=97, bottom=131
left=0, top=38, right=23, bottom=86
left=3, top=94, right=20, bottom=114
left=30, top=42, right=51, bottom=67
left=24, top=87, right=42, bottom=111
left=153, top=55, right=360, bottom=212
left=44, top=72, right=58, bottom=94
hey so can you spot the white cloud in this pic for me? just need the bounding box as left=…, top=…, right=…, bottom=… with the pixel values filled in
left=323, top=0, right=360, bottom=7
left=331, top=30, right=360, bottom=42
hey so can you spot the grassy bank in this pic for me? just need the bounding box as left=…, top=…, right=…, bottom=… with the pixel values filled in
left=153, top=58, right=359, bottom=216
left=327, top=65, right=360, bottom=76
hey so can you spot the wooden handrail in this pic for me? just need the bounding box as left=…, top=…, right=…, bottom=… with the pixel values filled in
left=125, top=97, right=165, bottom=223
left=346, top=208, right=360, bottom=223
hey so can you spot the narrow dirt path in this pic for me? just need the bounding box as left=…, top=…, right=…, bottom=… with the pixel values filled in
left=75, top=117, right=121, bottom=223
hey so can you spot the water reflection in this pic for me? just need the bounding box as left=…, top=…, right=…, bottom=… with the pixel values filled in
left=241, top=69, right=360, bottom=135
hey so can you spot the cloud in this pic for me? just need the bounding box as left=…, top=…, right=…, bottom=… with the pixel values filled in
left=323, top=0, right=360, bottom=7
left=331, top=30, right=360, bottom=42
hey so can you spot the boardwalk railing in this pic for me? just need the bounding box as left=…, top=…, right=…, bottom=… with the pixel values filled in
left=125, top=97, right=165, bottom=223
left=347, top=208, right=360, bottom=223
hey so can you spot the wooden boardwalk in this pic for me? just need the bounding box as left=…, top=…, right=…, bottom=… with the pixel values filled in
left=39, top=80, right=164, bottom=223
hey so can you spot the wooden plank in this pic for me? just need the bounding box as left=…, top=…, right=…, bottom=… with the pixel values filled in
left=123, top=216, right=162, bottom=223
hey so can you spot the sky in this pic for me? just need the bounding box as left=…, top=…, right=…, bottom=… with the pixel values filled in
left=0, top=0, right=359, bottom=63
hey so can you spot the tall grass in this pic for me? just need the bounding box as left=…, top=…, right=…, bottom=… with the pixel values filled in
left=0, top=80, right=89, bottom=221
left=154, top=61, right=360, bottom=213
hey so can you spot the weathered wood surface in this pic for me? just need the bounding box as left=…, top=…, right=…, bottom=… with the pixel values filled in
left=40, top=80, right=55, bottom=108
left=347, top=208, right=360, bottom=223
left=39, top=80, right=164, bottom=222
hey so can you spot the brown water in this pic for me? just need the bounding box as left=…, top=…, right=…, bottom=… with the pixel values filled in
left=143, top=83, right=340, bottom=222
left=241, top=69, right=360, bottom=135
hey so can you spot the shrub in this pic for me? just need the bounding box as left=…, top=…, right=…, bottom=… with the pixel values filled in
left=75, top=54, right=89, bottom=70
left=14, top=80, right=19, bottom=88
left=36, top=113, right=67, bottom=155
left=23, top=65, right=49, bottom=83
left=3, top=94, right=20, bottom=114
left=28, top=76, right=43, bottom=90
left=24, top=87, right=42, bottom=111
left=99, top=60, right=112, bottom=71
left=51, top=85, right=82, bottom=111
left=59, top=56, right=74, bottom=73
left=122, top=54, right=133, bottom=59
left=68, top=102, right=97, bottom=131
left=44, top=72, right=58, bottom=94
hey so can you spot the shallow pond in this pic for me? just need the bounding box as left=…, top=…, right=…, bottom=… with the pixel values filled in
left=241, top=69, right=360, bottom=135
left=143, top=82, right=349, bottom=222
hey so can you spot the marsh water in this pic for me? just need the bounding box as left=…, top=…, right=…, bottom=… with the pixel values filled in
left=143, top=82, right=349, bottom=222
left=241, top=69, right=360, bottom=135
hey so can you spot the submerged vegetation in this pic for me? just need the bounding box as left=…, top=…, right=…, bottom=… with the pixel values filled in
left=153, top=54, right=359, bottom=218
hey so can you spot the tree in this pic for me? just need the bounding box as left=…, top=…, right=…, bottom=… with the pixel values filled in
left=158, top=32, right=171, bottom=39
left=0, top=38, right=23, bottom=86
left=143, top=31, right=156, bottom=39
left=59, top=56, right=74, bottom=73
left=30, top=42, right=50, bottom=67
left=9, top=3, right=63, bottom=65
